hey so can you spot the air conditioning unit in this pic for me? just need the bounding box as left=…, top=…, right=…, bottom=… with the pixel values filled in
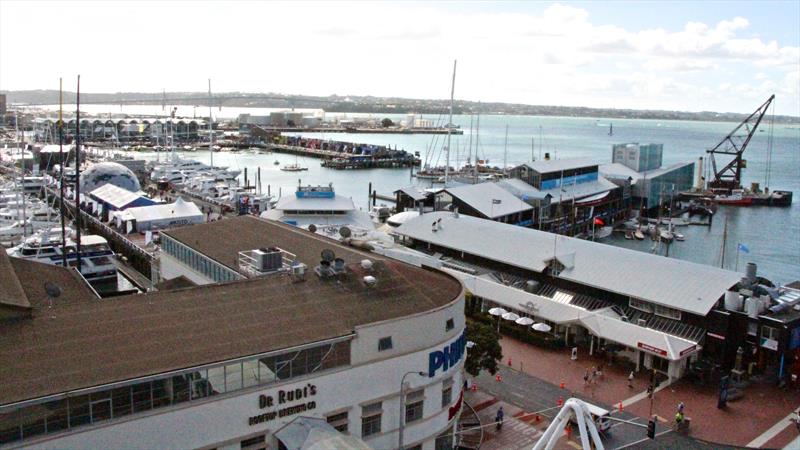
left=253, top=247, right=282, bottom=272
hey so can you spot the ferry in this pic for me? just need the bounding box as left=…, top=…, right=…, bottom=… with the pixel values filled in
left=7, top=228, right=118, bottom=283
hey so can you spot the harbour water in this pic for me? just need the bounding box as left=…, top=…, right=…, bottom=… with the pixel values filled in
left=43, top=105, right=800, bottom=284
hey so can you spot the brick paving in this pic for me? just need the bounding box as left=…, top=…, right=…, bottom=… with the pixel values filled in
left=500, top=335, right=800, bottom=448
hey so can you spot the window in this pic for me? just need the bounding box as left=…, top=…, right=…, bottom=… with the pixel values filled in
left=445, top=318, right=455, bottom=332
left=405, top=389, right=424, bottom=424
left=653, top=304, right=681, bottom=320
left=435, top=428, right=454, bottom=450
left=629, top=297, right=653, bottom=313
left=378, top=337, right=393, bottom=352
left=361, top=402, right=382, bottom=437
left=326, top=411, right=349, bottom=433
left=763, top=325, right=779, bottom=340
left=442, top=378, right=453, bottom=408
left=747, top=322, right=758, bottom=336
left=240, top=434, right=266, bottom=450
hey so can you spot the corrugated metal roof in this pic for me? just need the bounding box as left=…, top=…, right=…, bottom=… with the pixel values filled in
left=394, top=186, right=428, bottom=201
left=542, top=177, right=619, bottom=204
left=443, top=183, right=533, bottom=219
left=273, top=195, right=356, bottom=211
left=600, top=161, right=695, bottom=183
left=396, top=212, right=741, bottom=315
left=497, top=179, right=551, bottom=200
left=515, top=158, right=598, bottom=174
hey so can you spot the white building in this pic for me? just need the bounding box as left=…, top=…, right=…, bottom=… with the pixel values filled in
left=0, top=216, right=467, bottom=450
left=377, top=211, right=743, bottom=380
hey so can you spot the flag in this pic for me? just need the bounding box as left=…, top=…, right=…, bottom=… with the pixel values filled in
left=594, top=217, right=605, bottom=226
left=737, top=243, right=749, bottom=253
left=492, top=199, right=502, bottom=204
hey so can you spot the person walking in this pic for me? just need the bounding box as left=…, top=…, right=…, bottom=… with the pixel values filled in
left=495, top=406, right=505, bottom=431
left=591, top=366, right=598, bottom=384
left=628, top=371, right=635, bottom=388
left=584, top=369, right=590, bottom=385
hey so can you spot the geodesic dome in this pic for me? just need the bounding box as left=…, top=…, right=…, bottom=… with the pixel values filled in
left=80, top=162, right=141, bottom=194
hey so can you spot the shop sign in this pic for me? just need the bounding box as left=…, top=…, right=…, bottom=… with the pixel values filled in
left=679, top=345, right=697, bottom=357
left=429, top=331, right=467, bottom=377
left=248, top=383, right=317, bottom=426
left=760, top=337, right=779, bottom=351
left=637, top=342, right=668, bottom=357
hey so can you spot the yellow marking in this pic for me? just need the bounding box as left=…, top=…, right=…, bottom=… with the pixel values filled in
left=567, top=440, right=582, bottom=449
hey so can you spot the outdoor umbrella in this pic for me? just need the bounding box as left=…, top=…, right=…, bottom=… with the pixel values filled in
left=515, top=317, right=534, bottom=326
left=502, top=312, right=520, bottom=322
left=488, top=307, right=508, bottom=317
left=532, top=323, right=552, bottom=332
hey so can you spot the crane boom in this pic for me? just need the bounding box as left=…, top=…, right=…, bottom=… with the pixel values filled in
left=706, top=94, right=774, bottom=192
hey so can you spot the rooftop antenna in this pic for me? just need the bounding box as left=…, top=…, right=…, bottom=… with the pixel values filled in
left=444, top=59, right=457, bottom=186
left=44, top=281, right=61, bottom=319
left=75, top=75, right=82, bottom=273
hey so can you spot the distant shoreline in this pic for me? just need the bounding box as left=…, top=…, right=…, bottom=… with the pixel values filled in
left=3, top=89, right=799, bottom=124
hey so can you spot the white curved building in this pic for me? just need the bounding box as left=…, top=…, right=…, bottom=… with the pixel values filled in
left=0, top=216, right=466, bottom=450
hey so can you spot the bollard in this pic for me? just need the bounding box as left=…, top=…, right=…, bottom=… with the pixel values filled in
left=618, top=401, right=624, bottom=411
left=535, top=414, right=541, bottom=422
left=508, top=358, right=512, bottom=367
left=471, top=384, right=478, bottom=392
left=557, top=397, right=563, bottom=407
left=496, top=374, right=502, bottom=382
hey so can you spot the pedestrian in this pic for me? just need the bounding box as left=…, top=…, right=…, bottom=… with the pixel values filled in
left=584, top=369, right=590, bottom=385
left=674, top=411, right=684, bottom=427
left=591, top=366, right=598, bottom=384
left=496, top=406, right=505, bottom=431
left=628, top=371, right=635, bottom=388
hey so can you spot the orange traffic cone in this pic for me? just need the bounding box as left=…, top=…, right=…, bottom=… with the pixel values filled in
left=559, top=380, right=565, bottom=389
left=618, top=401, right=624, bottom=411
left=496, top=374, right=502, bottom=382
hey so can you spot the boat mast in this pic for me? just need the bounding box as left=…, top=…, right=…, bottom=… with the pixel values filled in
left=208, top=79, right=214, bottom=169
left=59, top=78, right=67, bottom=266
left=466, top=114, right=474, bottom=169
left=15, top=110, right=27, bottom=239
left=503, top=124, right=509, bottom=175
left=444, top=59, right=456, bottom=186
left=720, top=213, right=728, bottom=269
left=75, top=75, right=82, bottom=273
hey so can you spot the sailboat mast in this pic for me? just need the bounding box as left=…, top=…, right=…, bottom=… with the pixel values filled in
left=75, top=75, right=82, bottom=273
left=444, top=59, right=456, bottom=185
left=15, top=110, right=26, bottom=239
left=208, top=79, right=214, bottom=168
left=503, top=124, right=509, bottom=175
left=466, top=114, right=473, bottom=168
left=59, top=78, right=67, bottom=266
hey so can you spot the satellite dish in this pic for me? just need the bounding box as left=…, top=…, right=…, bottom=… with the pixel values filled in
left=44, top=282, right=62, bottom=299
left=308, top=224, right=317, bottom=233
left=321, top=249, right=335, bottom=262
left=339, top=226, right=352, bottom=238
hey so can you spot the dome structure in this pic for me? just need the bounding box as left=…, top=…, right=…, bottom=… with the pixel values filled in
left=79, top=162, right=141, bottom=194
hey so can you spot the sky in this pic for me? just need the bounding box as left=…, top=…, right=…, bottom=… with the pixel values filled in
left=0, top=1, right=798, bottom=116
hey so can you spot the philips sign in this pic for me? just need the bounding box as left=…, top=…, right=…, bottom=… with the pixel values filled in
left=428, top=332, right=467, bottom=377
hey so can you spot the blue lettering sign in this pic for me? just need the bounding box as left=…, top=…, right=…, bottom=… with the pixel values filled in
left=428, top=332, right=467, bottom=377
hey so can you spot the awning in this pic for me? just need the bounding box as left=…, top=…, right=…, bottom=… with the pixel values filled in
left=575, top=190, right=611, bottom=205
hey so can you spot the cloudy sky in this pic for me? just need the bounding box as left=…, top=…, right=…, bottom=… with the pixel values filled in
left=1, top=1, right=798, bottom=115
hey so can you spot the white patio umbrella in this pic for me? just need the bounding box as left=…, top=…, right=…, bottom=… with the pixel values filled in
left=515, top=317, right=534, bottom=326
left=532, top=322, right=552, bottom=332
left=488, top=307, right=508, bottom=317
left=502, top=312, right=520, bottom=322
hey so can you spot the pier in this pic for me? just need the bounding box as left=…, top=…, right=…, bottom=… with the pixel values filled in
left=252, top=125, right=462, bottom=135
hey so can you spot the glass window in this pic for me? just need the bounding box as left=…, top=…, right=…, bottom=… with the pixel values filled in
left=378, top=337, right=393, bottom=352
left=111, top=387, right=132, bottom=419
left=653, top=304, right=681, bottom=320
left=68, top=394, right=91, bottom=428
left=442, top=379, right=453, bottom=408
left=44, top=399, right=69, bottom=433
left=446, top=318, right=455, bottom=331
left=131, top=381, right=152, bottom=412
left=19, top=407, right=45, bottom=440
left=763, top=325, right=779, bottom=340
left=241, top=434, right=266, bottom=450
left=629, top=297, right=653, bottom=313
left=747, top=322, right=758, bottom=336
left=225, top=363, right=243, bottom=392
left=208, top=366, right=226, bottom=394
left=326, top=411, right=349, bottom=433
left=170, top=375, right=191, bottom=404
left=361, top=402, right=382, bottom=438
left=405, top=390, right=424, bottom=423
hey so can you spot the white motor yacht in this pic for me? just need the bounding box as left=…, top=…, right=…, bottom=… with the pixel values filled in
left=7, top=228, right=118, bottom=283
left=260, top=183, right=374, bottom=234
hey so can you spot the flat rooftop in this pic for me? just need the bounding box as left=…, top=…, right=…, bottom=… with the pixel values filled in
left=0, top=217, right=462, bottom=406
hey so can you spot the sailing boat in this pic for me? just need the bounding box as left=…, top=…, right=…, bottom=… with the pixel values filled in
left=281, top=153, right=307, bottom=172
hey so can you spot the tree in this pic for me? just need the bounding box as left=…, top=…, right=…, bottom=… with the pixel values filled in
left=465, top=320, right=503, bottom=377
left=381, top=118, right=394, bottom=128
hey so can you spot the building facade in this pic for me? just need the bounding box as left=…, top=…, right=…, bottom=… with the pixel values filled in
left=1, top=217, right=466, bottom=450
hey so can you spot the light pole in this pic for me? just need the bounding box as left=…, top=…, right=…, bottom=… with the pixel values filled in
left=398, top=370, right=425, bottom=450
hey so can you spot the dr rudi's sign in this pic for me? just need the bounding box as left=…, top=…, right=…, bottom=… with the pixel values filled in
left=428, top=331, right=467, bottom=377
left=248, top=383, right=317, bottom=426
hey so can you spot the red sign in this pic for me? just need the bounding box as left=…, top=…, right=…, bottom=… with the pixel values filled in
left=679, top=345, right=697, bottom=357
left=637, top=342, right=668, bottom=357
left=448, top=389, right=464, bottom=420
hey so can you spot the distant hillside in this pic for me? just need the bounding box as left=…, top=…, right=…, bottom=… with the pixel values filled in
left=3, top=89, right=798, bottom=124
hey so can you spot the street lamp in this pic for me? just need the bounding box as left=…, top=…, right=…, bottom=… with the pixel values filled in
left=398, top=370, right=426, bottom=450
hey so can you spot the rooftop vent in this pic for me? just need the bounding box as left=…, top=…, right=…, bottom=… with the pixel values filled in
left=315, top=260, right=334, bottom=278
left=363, top=275, right=377, bottom=287
left=361, top=259, right=374, bottom=270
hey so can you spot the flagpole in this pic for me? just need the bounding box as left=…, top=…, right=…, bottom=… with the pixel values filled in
left=735, top=245, right=740, bottom=272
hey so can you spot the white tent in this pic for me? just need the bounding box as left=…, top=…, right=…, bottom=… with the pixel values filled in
left=124, top=197, right=204, bottom=232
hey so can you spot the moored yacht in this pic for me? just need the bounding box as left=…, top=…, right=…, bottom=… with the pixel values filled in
left=7, top=228, right=118, bottom=283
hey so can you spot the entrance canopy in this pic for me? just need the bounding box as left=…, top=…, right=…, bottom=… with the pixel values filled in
left=275, top=417, right=374, bottom=450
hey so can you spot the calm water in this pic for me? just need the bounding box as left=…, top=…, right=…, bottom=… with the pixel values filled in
left=62, top=106, right=799, bottom=285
